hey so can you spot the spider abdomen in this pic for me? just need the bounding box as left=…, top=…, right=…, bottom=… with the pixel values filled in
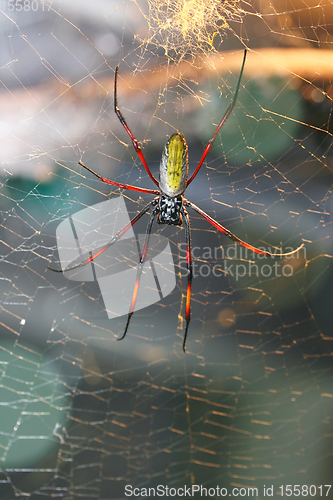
left=158, top=194, right=183, bottom=225
left=159, top=132, right=189, bottom=197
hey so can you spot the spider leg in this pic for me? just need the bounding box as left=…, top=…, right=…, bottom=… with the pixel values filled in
left=48, top=198, right=159, bottom=273
left=181, top=207, right=192, bottom=352
left=114, top=66, right=159, bottom=187
left=78, top=161, right=160, bottom=195
left=118, top=205, right=159, bottom=341
left=185, top=199, right=304, bottom=257
left=187, top=50, right=247, bottom=187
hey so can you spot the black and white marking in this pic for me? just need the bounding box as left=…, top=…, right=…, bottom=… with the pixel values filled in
left=158, top=194, right=183, bottom=225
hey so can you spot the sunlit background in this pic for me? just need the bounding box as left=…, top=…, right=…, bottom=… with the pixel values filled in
left=0, top=0, right=332, bottom=497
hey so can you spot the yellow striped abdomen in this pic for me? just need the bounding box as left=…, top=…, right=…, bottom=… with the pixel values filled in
left=159, top=132, right=189, bottom=197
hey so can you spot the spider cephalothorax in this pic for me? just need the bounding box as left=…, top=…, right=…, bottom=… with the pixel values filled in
left=158, top=194, right=183, bottom=225
left=50, top=50, right=303, bottom=352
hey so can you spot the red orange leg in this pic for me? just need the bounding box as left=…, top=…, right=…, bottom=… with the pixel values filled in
left=182, top=207, right=192, bottom=352
left=185, top=199, right=304, bottom=257
left=118, top=206, right=159, bottom=341
left=114, top=66, right=159, bottom=187
left=48, top=198, right=159, bottom=273
left=78, top=161, right=160, bottom=195
left=187, top=50, right=247, bottom=187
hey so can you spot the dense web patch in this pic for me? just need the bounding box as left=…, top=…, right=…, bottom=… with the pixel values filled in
left=137, top=0, right=242, bottom=59
left=0, top=0, right=333, bottom=498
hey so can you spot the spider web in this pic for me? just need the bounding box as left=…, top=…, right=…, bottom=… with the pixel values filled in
left=0, top=0, right=333, bottom=498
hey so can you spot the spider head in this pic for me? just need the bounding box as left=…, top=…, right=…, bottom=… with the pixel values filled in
left=158, top=194, right=183, bottom=225
left=159, top=132, right=189, bottom=197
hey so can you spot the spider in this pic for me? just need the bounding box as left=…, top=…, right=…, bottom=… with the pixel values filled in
left=49, top=49, right=303, bottom=352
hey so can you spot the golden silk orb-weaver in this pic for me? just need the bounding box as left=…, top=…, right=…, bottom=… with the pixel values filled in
left=49, top=50, right=304, bottom=352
